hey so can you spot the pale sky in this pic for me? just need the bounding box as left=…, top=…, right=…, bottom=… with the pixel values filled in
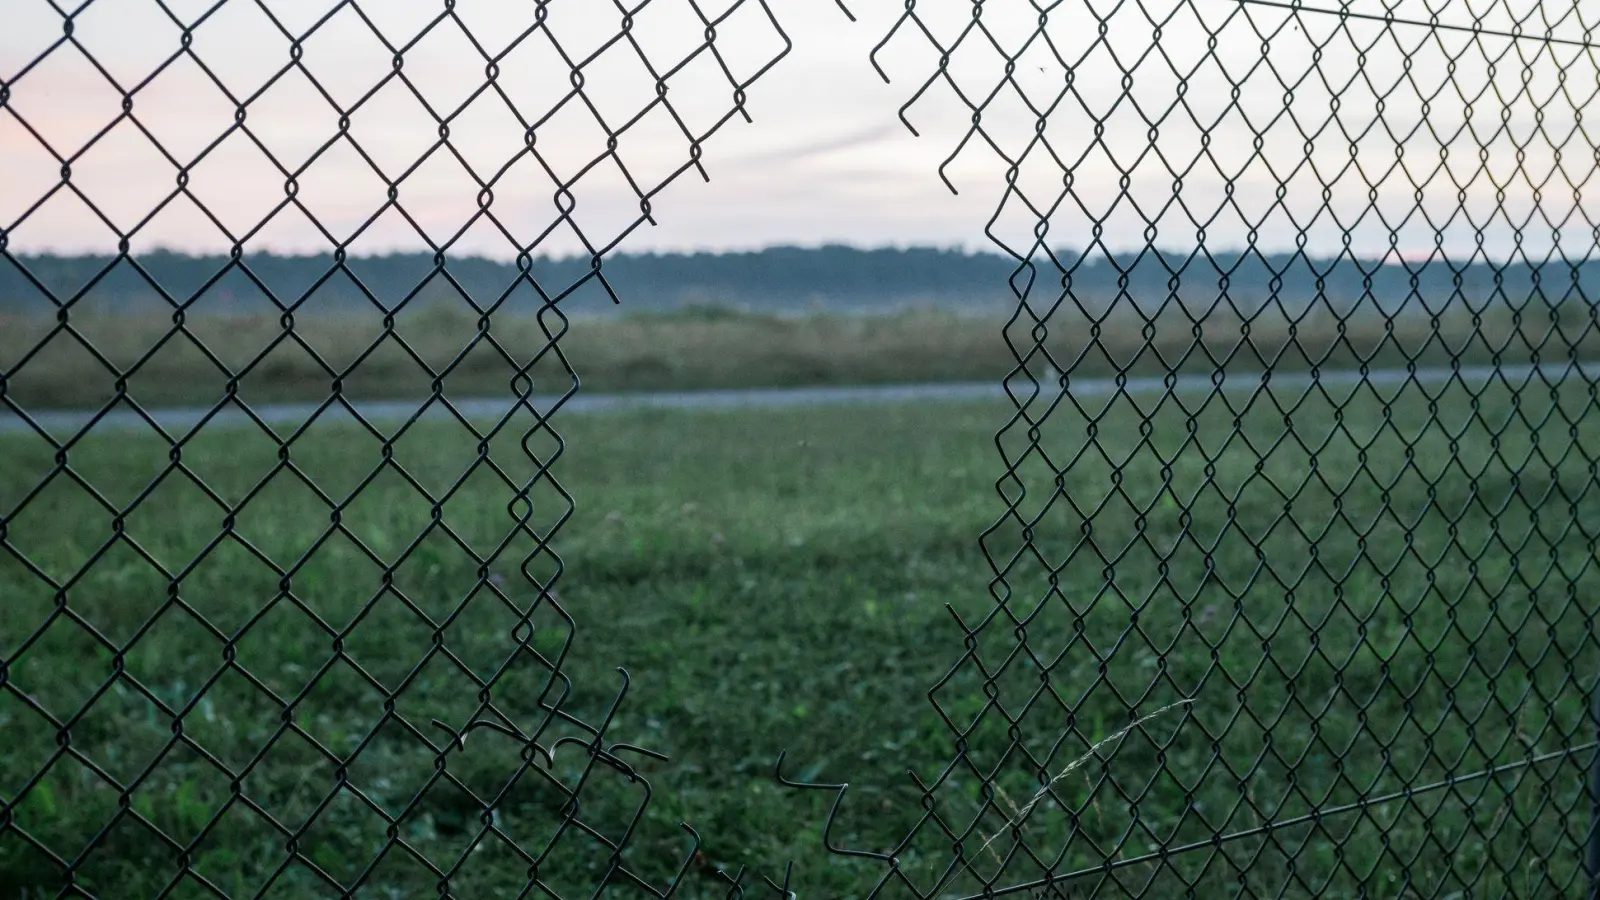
left=2, top=0, right=1596, bottom=263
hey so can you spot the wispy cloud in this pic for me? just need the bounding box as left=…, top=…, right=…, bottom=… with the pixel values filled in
left=722, top=122, right=910, bottom=170
left=0, top=0, right=1585, bottom=261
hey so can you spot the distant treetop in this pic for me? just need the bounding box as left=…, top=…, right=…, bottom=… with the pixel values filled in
left=1, top=244, right=1591, bottom=317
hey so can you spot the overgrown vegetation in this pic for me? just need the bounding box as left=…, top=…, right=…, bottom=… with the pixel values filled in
left=3, top=298, right=1595, bottom=410
left=3, top=377, right=1598, bottom=897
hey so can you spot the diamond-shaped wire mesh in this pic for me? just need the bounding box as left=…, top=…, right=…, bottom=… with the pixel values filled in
left=1, top=1, right=793, bottom=896
left=754, top=1, right=1600, bottom=898
left=6, top=0, right=1600, bottom=898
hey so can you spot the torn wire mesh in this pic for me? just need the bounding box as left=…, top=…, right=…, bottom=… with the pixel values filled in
left=1, top=0, right=793, bottom=896
left=763, top=0, right=1600, bottom=897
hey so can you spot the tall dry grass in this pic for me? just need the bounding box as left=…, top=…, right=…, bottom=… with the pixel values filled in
left=0, top=299, right=1592, bottom=410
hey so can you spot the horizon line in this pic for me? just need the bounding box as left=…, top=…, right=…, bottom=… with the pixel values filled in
left=4, top=242, right=1588, bottom=268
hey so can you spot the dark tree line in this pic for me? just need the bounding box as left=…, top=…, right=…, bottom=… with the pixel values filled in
left=3, top=244, right=1595, bottom=318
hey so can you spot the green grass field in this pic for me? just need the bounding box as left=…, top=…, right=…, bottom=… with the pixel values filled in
left=3, top=374, right=1600, bottom=898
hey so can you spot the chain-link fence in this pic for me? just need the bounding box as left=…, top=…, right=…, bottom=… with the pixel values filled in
left=4, top=0, right=1600, bottom=898
left=1, top=1, right=802, bottom=896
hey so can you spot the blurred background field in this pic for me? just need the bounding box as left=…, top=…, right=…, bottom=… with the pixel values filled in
left=4, top=375, right=1598, bottom=897
left=5, top=246, right=1600, bottom=898
left=4, top=294, right=1597, bottom=411
left=4, top=246, right=1598, bottom=410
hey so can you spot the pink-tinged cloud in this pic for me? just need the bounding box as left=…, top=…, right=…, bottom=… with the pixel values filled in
left=2, top=0, right=1594, bottom=263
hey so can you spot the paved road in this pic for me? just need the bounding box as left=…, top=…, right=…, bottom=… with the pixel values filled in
left=0, top=360, right=1592, bottom=438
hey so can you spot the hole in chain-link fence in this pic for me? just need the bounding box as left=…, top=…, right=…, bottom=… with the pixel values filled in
left=5, top=0, right=1600, bottom=899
